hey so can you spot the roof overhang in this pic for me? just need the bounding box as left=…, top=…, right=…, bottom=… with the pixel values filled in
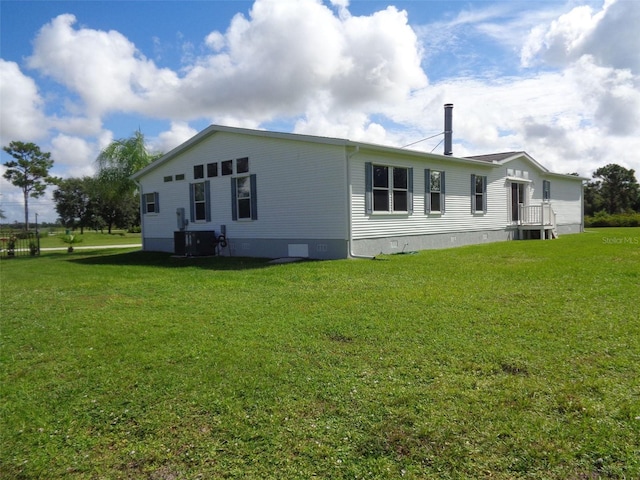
left=131, top=124, right=583, bottom=181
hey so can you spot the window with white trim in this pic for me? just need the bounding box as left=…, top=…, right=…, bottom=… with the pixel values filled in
left=425, top=169, right=445, bottom=213
left=236, top=157, right=249, bottom=174
left=190, top=181, right=211, bottom=222
left=222, top=160, right=233, bottom=175
left=471, top=174, right=487, bottom=213
left=231, top=174, right=257, bottom=221
left=366, top=163, right=413, bottom=214
left=543, top=180, right=551, bottom=201
left=143, top=192, right=159, bottom=214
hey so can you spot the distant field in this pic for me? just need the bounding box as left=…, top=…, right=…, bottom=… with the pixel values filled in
left=37, top=230, right=141, bottom=249
left=1, top=228, right=638, bottom=479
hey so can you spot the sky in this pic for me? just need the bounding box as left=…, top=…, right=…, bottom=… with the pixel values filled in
left=1, top=0, right=639, bottom=224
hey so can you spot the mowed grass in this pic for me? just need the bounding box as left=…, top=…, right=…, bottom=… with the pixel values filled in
left=1, top=229, right=639, bottom=479
left=37, top=230, right=141, bottom=249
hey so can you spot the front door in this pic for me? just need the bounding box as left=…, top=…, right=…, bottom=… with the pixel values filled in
left=511, top=183, right=525, bottom=222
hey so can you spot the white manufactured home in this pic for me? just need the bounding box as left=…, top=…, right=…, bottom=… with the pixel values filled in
left=131, top=124, right=585, bottom=260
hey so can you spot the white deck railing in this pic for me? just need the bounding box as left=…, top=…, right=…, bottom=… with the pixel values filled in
left=519, top=203, right=556, bottom=226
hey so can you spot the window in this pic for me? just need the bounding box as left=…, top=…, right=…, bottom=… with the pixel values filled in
left=175, top=173, right=185, bottom=181
left=189, top=181, right=211, bottom=222
left=471, top=174, right=487, bottom=213
left=393, top=167, right=408, bottom=211
left=207, top=162, right=218, bottom=178
left=231, top=174, right=257, bottom=220
left=222, top=160, right=233, bottom=175
left=365, top=163, right=413, bottom=214
left=236, top=157, right=249, bottom=174
left=425, top=169, right=445, bottom=213
left=373, top=165, right=389, bottom=211
left=143, top=192, right=159, bottom=214
left=164, top=175, right=173, bottom=182
left=194, top=164, right=204, bottom=179
left=543, top=180, right=551, bottom=201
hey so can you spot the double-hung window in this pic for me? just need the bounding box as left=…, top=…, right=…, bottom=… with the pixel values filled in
left=543, top=180, right=551, bottom=202
left=142, top=192, right=159, bottom=214
left=231, top=174, right=257, bottom=221
left=366, top=163, right=413, bottom=214
left=471, top=174, right=487, bottom=214
left=425, top=169, right=445, bottom=213
left=189, top=181, right=211, bottom=222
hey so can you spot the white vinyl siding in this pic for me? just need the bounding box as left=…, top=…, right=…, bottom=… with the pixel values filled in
left=137, top=131, right=348, bottom=241
left=351, top=153, right=501, bottom=240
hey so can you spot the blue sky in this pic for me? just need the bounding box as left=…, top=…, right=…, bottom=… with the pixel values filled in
left=1, top=0, right=639, bottom=223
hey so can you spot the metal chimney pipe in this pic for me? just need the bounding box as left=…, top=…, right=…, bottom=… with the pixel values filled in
left=444, top=103, right=453, bottom=156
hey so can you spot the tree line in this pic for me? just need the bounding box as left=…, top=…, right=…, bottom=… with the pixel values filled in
left=2, top=132, right=161, bottom=233
left=584, top=164, right=640, bottom=216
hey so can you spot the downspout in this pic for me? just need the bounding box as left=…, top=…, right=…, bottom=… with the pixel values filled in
left=346, top=145, right=376, bottom=259
left=134, top=180, right=145, bottom=251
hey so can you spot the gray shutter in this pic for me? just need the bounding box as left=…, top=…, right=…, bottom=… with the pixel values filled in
left=250, top=174, right=258, bottom=220
left=425, top=169, right=431, bottom=213
left=365, top=162, right=373, bottom=214
left=205, top=181, right=211, bottom=222
left=482, top=176, right=487, bottom=213
left=231, top=177, right=238, bottom=221
left=189, top=183, right=195, bottom=222
left=408, top=167, right=414, bottom=214
left=441, top=171, right=446, bottom=213
left=154, top=192, right=159, bottom=214
left=141, top=192, right=147, bottom=214
left=470, top=174, right=476, bottom=213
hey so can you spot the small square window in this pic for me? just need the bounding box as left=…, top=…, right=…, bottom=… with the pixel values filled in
left=175, top=173, right=185, bottom=181
left=164, top=175, right=173, bottom=182
left=194, top=164, right=204, bottom=179
left=237, top=157, right=249, bottom=173
left=207, top=162, right=218, bottom=178
left=222, top=160, right=233, bottom=176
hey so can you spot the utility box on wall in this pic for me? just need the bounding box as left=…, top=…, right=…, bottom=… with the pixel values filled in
left=176, top=207, right=187, bottom=231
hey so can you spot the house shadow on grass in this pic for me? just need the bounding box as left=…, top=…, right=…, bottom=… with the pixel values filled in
left=69, top=250, right=277, bottom=271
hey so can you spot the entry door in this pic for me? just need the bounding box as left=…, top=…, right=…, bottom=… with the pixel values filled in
left=511, top=183, right=525, bottom=222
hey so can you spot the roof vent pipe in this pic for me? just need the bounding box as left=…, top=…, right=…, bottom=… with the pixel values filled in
left=444, top=103, right=453, bottom=156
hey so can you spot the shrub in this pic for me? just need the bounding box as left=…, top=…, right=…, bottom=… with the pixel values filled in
left=585, top=211, right=640, bottom=227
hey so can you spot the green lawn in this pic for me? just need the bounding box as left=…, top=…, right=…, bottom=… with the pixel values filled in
left=37, top=230, right=141, bottom=249
left=1, top=229, right=639, bottom=479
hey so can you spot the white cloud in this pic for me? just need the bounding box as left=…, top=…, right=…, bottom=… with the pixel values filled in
left=150, top=122, right=198, bottom=154
left=521, top=0, right=640, bottom=72
left=0, top=60, right=49, bottom=144
left=27, top=14, right=179, bottom=117
left=6, top=0, right=638, bottom=197
left=49, top=134, right=98, bottom=178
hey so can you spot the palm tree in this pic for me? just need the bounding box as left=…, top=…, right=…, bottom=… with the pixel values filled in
left=95, top=131, right=163, bottom=232
left=96, top=130, right=162, bottom=193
